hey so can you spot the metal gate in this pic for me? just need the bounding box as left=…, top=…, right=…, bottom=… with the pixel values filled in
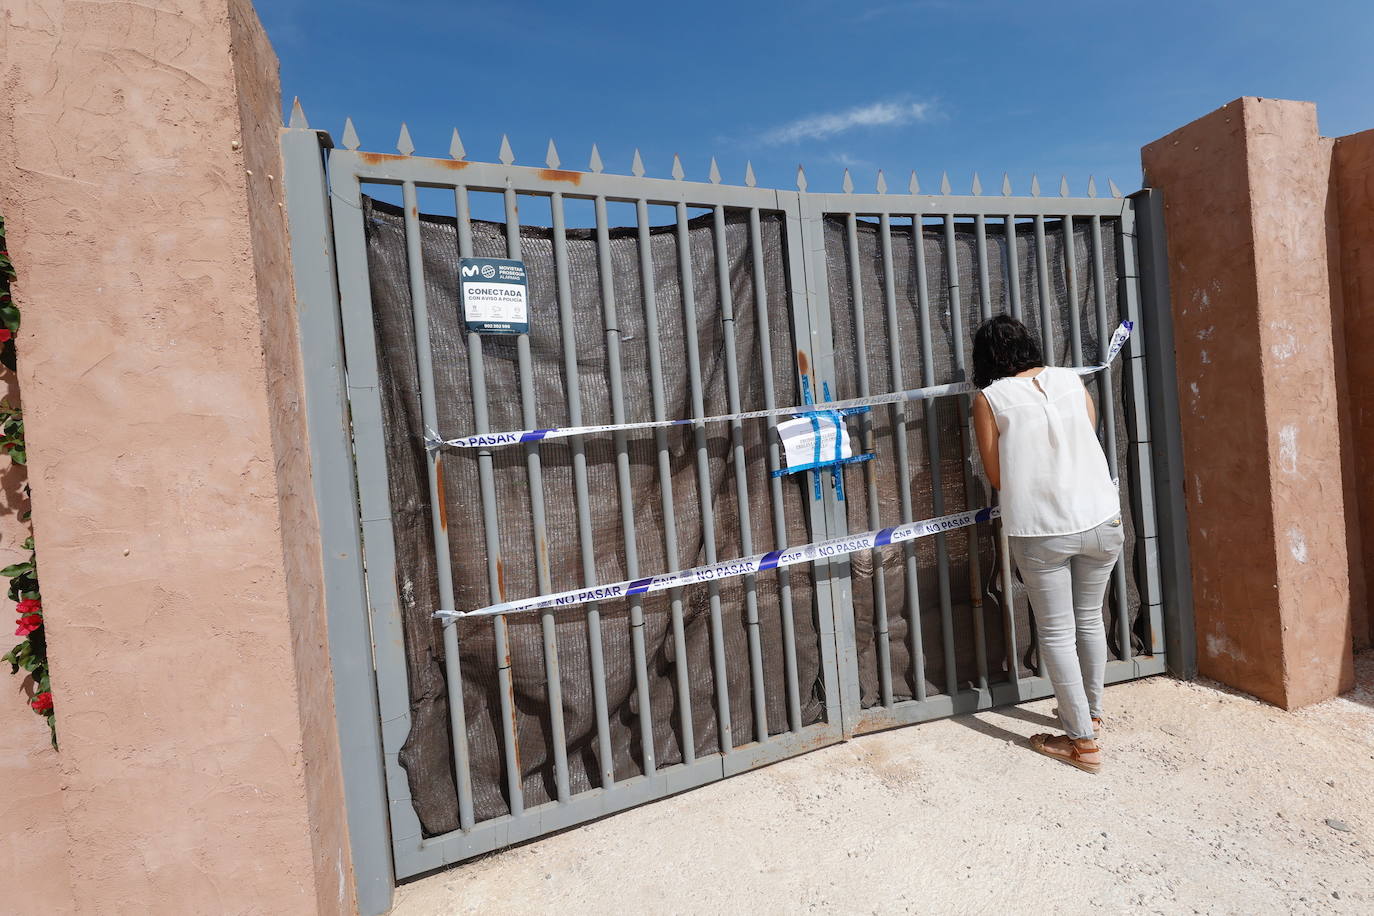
left=280, top=105, right=1192, bottom=912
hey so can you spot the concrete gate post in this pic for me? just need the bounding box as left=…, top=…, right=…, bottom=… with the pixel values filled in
left=1142, top=98, right=1357, bottom=708
left=0, top=1, right=356, bottom=912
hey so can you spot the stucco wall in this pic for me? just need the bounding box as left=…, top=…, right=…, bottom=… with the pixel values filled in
left=1143, top=98, right=1355, bottom=709
left=1332, top=128, right=1374, bottom=650
left=0, top=1, right=352, bottom=912
left=226, top=0, right=356, bottom=909
left=0, top=369, right=72, bottom=911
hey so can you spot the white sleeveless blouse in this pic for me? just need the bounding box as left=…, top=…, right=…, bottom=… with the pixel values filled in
left=981, top=366, right=1119, bottom=537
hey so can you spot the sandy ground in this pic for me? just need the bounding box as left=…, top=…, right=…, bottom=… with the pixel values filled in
left=393, top=652, right=1374, bottom=915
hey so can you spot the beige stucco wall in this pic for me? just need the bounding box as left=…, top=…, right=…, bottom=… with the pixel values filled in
left=0, top=1, right=353, bottom=912
left=1143, top=98, right=1356, bottom=709
left=0, top=366, right=72, bottom=911
left=1332, top=128, right=1374, bottom=650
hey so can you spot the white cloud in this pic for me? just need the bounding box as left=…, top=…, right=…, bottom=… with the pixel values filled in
left=759, top=100, right=936, bottom=145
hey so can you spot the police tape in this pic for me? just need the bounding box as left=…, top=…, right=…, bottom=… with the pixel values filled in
left=434, top=503, right=1001, bottom=621
left=427, top=321, right=1134, bottom=450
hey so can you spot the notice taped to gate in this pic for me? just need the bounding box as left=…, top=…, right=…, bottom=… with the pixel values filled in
left=459, top=257, right=529, bottom=335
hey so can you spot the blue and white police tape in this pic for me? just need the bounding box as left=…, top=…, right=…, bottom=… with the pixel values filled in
left=434, top=503, right=1002, bottom=621
left=426, top=321, right=1134, bottom=451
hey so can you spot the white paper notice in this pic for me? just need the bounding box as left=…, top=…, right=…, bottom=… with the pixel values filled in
left=776, top=414, right=854, bottom=469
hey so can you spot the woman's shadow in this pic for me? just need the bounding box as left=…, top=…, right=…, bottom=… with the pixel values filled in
left=950, top=702, right=1058, bottom=745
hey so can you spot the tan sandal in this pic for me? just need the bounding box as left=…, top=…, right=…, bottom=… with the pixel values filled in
left=1030, top=733, right=1102, bottom=774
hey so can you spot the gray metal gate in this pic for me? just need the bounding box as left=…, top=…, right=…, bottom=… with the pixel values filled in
left=280, top=105, right=1192, bottom=914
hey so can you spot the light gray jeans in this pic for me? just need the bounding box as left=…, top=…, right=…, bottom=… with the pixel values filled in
left=1009, top=516, right=1125, bottom=740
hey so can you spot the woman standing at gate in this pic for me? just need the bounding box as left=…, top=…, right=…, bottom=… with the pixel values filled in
left=970, top=315, right=1122, bottom=774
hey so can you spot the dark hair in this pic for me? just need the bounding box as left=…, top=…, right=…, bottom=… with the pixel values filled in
left=972, top=315, right=1043, bottom=388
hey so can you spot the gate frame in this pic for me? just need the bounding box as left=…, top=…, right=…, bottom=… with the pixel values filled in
left=280, top=116, right=1194, bottom=915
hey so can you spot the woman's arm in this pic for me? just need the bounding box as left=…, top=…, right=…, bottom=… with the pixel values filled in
left=1084, top=382, right=1097, bottom=428
left=972, top=391, right=1001, bottom=491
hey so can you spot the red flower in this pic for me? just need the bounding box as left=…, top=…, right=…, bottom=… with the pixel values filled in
left=15, top=613, right=41, bottom=636
left=0, top=330, right=12, bottom=343
left=17, top=598, right=40, bottom=615
left=30, top=692, right=52, bottom=713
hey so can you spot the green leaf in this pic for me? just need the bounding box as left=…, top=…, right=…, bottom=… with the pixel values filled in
left=1, top=562, right=33, bottom=577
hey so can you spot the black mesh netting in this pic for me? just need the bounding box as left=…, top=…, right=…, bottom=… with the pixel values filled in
left=361, top=198, right=1140, bottom=837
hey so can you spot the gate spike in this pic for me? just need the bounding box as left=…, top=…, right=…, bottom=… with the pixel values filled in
left=971, top=172, right=983, bottom=196
left=876, top=169, right=887, bottom=194
left=908, top=170, right=920, bottom=193
left=631, top=148, right=645, bottom=177
left=939, top=171, right=951, bottom=195
left=288, top=97, right=308, bottom=129
left=1059, top=175, right=1070, bottom=197
left=498, top=134, right=515, bottom=165
left=1108, top=177, right=1123, bottom=199
left=1030, top=173, right=1041, bottom=197
left=1087, top=175, right=1098, bottom=198
left=396, top=123, right=415, bottom=156
left=842, top=168, right=854, bottom=193
left=796, top=165, right=808, bottom=192
left=709, top=157, right=722, bottom=184
left=545, top=139, right=561, bottom=169
left=342, top=117, right=360, bottom=151
left=1001, top=172, right=1012, bottom=196
left=744, top=160, right=756, bottom=187
left=589, top=143, right=604, bottom=173
left=671, top=154, right=684, bottom=180
left=449, top=128, right=466, bottom=161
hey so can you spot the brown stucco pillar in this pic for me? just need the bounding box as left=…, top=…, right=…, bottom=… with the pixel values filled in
left=1332, top=128, right=1374, bottom=650
left=1142, top=98, right=1356, bottom=709
left=0, top=1, right=354, bottom=912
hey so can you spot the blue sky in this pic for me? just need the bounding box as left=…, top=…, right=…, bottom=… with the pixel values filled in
left=261, top=0, right=1373, bottom=198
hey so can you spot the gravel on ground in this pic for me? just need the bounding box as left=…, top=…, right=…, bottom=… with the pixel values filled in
left=393, top=651, right=1374, bottom=915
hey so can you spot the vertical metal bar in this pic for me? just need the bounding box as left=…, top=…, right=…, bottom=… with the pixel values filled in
left=637, top=198, right=696, bottom=761
left=676, top=201, right=733, bottom=754
left=500, top=185, right=611, bottom=792
left=998, top=522, right=1020, bottom=699
left=1134, top=188, right=1196, bottom=677
left=973, top=211, right=1002, bottom=695
left=712, top=204, right=769, bottom=742
left=1117, top=202, right=1166, bottom=658
left=454, top=187, right=523, bottom=816
left=854, top=214, right=894, bottom=708
left=1090, top=214, right=1132, bottom=661
left=893, top=219, right=928, bottom=704
left=1063, top=216, right=1084, bottom=363
left=1132, top=186, right=1198, bottom=672
left=1005, top=214, right=1022, bottom=319
left=334, top=170, right=439, bottom=877
left=544, top=191, right=599, bottom=799
left=282, top=130, right=394, bottom=914
left=747, top=206, right=803, bottom=731
left=913, top=217, right=959, bottom=697
left=790, top=190, right=851, bottom=736
left=595, top=193, right=657, bottom=771
left=400, top=183, right=478, bottom=829
left=945, top=214, right=988, bottom=694
left=974, top=213, right=993, bottom=323
left=1033, top=213, right=1055, bottom=362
